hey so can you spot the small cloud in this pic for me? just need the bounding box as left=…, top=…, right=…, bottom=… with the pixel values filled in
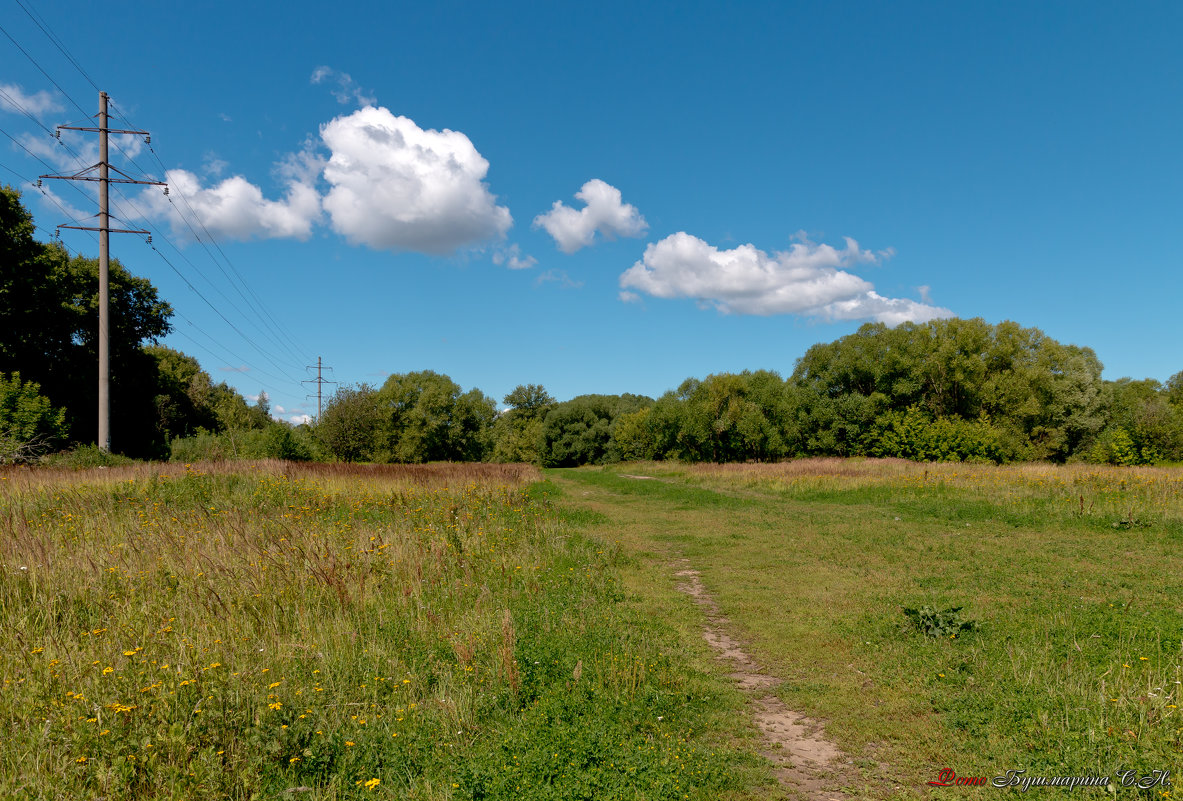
left=535, top=269, right=583, bottom=290
left=0, top=83, right=62, bottom=117
left=20, top=128, right=143, bottom=173
left=219, top=365, right=251, bottom=373
left=218, top=112, right=233, bottom=123
left=310, top=66, right=376, bottom=107
left=32, top=183, right=89, bottom=225
left=619, top=232, right=951, bottom=325
left=288, top=414, right=312, bottom=425
left=493, top=243, right=537, bottom=270
left=619, top=290, right=642, bottom=304
left=534, top=179, right=647, bottom=253
left=917, top=284, right=932, bottom=304
left=203, top=152, right=229, bottom=177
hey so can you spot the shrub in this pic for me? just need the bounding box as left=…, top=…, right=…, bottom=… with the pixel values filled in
left=40, top=444, right=136, bottom=468
left=0, top=372, right=68, bottom=463
left=170, top=424, right=317, bottom=462
left=867, top=405, right=1020, bottom=463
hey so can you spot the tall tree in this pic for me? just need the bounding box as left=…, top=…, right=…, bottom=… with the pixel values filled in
left=1, top=185, right=173, bottom=456
left=376, top=371, right=496, bottom=462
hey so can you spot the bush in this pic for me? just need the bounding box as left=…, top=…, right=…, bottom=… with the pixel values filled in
left=867, top=405, right=1020, bottom=463
left=0, top=372, right=68, bottom=463
left=170, top=424, right=317, bottom=462
left=1086, top=427, right=1154, bottom=465
left=40, top=444, right=136, bottom=468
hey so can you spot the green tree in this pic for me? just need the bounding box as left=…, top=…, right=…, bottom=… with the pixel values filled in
left=791, top=318, right=1106, bottom=461
left=1, top=185, right=173, bottom=456
left=376, top=371, right=496, bottom=462
left=1087, top=378, right=1183, bottom=464
left=1166, top=371, right=1183, bottom=408
left=490, top=384, right=556, bottom=463
left=314, top=384, right=383, bottom=462
left=502, top=384, right=555, bottom=418
left=612, top=407, right=655, bottom=461
left=538, top=394, right=652, bottom=467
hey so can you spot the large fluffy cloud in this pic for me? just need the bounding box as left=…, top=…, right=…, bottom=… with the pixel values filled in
left=319, top=107, right=512, bottom=254
left=534, top=179, right=647, bottom=253
left=619, top=232, right=951, bottom=325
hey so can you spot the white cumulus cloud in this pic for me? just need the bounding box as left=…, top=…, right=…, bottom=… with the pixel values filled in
left=138, top=167, right=321, bottom=241
left=534, top=179, right=647, bottom=253
left=320, top=106, right=512, bottom=255
left=619, top=232, right=951, bottom=325
left=0, top=83, right=62, bottom=117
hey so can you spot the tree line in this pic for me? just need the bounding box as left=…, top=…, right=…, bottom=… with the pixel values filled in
left=313, top=324, right=1183, bottom=467
left=3, top=183, right=1181, bottom=466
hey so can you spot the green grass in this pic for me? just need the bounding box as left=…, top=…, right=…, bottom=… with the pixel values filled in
left=0, top=461, right=767, bottom=800
left=546, top=461, right=1183, bottom=798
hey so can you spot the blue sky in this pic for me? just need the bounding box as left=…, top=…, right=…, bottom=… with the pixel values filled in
left=2, top=1, right=1181, bottom=424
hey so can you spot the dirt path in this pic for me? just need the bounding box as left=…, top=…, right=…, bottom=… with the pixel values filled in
left=550, top=470, right=861, bottom=798
left=672, top=560, right=854, bottom=800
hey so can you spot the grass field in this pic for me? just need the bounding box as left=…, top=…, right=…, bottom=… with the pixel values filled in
left=546, top=459, right=1182, bottom=797
left=3, top=458, right=1179, bottom=799
left=0, top=461, right=768, bottom=800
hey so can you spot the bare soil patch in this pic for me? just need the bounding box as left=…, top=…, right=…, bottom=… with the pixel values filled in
left=674, top=562, right=854, bottom=800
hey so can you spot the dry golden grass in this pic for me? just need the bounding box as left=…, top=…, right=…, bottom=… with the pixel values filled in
left=0, top=459, right=539, bottom=496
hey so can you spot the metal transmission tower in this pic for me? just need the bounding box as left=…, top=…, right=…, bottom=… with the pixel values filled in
left=303, top=357, right=337, bottom=421
left=39, top=91, right=166, bottom=452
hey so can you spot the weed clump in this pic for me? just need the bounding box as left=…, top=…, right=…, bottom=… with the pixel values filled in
left=903, top=605, right=979, bottom=638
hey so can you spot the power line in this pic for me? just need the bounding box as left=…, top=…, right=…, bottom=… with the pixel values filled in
left=0, top=83, right=58, bottom=137
left=144, top=239, right=308, bottom=384
left=110, top=99, right=315, bottom=361
left=3, top=19, right=316, bottom=407
left=0, top=19, right=93, bottom=122
left=104, top=182, right=309, bottom=374
left=12, top=0, right=101, bottom=93
left=5, top=112, right=308, bottom=385
left=169, top=321, right=295, bottom=399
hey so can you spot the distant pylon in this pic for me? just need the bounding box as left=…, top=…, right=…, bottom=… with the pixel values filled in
left=302, top=356, right=337, bottom=420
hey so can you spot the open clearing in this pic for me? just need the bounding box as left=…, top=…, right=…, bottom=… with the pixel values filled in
left=544, top=460, right=1183, bottom=797
left=2, top=458, right=1179, bottom=799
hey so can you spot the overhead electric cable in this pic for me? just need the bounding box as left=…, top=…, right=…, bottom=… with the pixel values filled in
left=12, top=0, right=101, bottom=93
left=143, top=239, right=309, bottom=383
left=105, top=183, right=308, bottom=373
left=3, top=20, right=314, bottom=399
left=0, top=19, right=93, bottom=121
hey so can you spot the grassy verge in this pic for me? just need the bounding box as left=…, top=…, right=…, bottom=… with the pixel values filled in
left=547, top=460, right=1182, bottom=798
left=0, top=461, right=766, bottom=800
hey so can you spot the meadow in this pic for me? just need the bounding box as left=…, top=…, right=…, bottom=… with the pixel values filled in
left=548, top=459, right=1182, bottom=797
left=0, top=461, right=765, bottom=800
left=4, top=458, right=1179, bottom=800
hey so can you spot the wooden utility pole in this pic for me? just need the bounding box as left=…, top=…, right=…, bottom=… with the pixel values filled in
left=303, top=357, right=336, bottom=421
left=40, top=91, right=165, bottom=452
